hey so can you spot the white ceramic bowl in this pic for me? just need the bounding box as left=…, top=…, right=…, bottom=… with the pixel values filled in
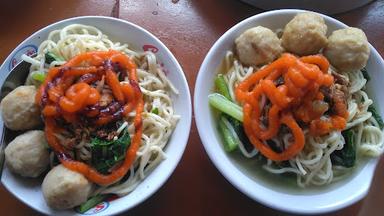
left=240, top=0, right=374, bottom=15
left=194, top=9, right=384, bottom=214
left=0, top=16, right=192, bottom=215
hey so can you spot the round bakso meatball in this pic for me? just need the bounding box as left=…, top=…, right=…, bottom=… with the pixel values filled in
left=324, top=27, right=370, bottom=72
left=235, top=26, right=283, bottom=66
left=0, top=85, right=42, bottom=130
left=4, top=130, right=49, bottom=177
left=42, top=164, right=93, bottom=209
left=282, top=12, right=328, bottom=55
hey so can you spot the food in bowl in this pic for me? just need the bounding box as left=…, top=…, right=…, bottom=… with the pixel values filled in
left=281, top=12, right=328, bottom=56
left=0, top=85, right=42, bottom=130
left=1, top=24, right=180, bottom=212
left=208, top=12, right=384, bottom=188
left=4, top=130, right=49, bottom=177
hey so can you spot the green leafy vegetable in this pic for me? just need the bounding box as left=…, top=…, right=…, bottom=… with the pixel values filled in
left=226, top=114, right=252, bottom=149
left=361, top=67, right=370, bottom=82
left=368, top=105, right=384, bottom=129
left=151, top=107, right=159, bottom=115
left=76, top=194, right=109, bottom=213
left=209, top=93, right=243, bottom=122
left=218, top=114, right=239, bottom=152
left=215, top=74, right=232, bottom=101
left=45, top=52, right=64, bottom=64
left=90, top=129, right=131, bottom=174
left=331, top=129, right=356, bottom=168
left=32, top=72, right=46, bottom=82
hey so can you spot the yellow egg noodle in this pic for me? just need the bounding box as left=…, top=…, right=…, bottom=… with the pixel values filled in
left=221, top=50, right=383, bottom=187
left=22, top=24, right=180, bottom=195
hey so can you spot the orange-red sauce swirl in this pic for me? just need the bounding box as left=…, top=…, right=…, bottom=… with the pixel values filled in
left=235, top=53, right=348, bottom=161
left=36, top=50, right=143, bottom=186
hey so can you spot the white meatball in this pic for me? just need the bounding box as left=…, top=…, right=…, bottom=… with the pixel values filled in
left=4, top=130, right=49, bottom=177
left=324, top=27, right=370, bottom=72
left=282, top=12, right=328, bottom=55
left=235, top=26, right=283, bottom=66
left=0, top=85, right=42, bottom=130
left=42, top=164, right=93, bottom=209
